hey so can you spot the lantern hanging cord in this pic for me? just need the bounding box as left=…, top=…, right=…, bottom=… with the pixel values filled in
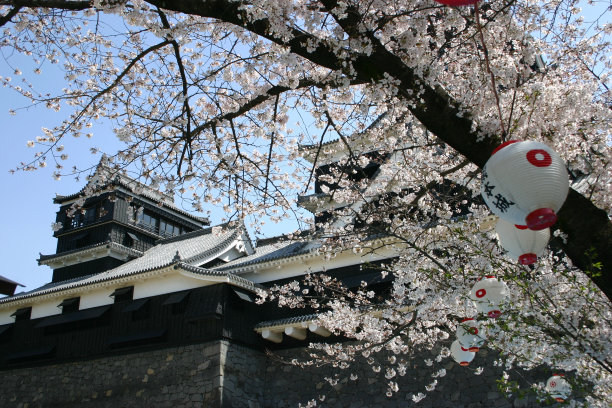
left=474, top=3, right=507, bottom=141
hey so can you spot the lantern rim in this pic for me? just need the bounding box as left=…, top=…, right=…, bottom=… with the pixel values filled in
left=459, top=361, right=470, bottom=366
left=526, top=208, right=557, bottom=230
left=519, top=253, right=538, bottom=265
left=491, top=140, right=519, bottom=156
left=488, top=310, right=502, bottom=318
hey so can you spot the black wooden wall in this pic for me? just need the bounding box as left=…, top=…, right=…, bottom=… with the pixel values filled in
left=0, top=284, right=263, bottom=370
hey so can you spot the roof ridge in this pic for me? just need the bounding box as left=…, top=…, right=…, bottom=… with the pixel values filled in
left=53, top=163, right=209, bottom=225
left=38, top=241, right=143, bottom=264
left=182, top=228, right=241, bottom=265
left=155, top=221, right=237, bottom=245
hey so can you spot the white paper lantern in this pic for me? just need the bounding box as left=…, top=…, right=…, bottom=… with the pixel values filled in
left=470, top=276, right=509, bottom=318
left=545, top=374, right=571, bottom=402
left=456, top=318, right=486, bottom=352
left=495, top=218, right=550, bottom=265
left=481, top=140, right=569, bottom=230
left=450, top=339, right=476, bottom=366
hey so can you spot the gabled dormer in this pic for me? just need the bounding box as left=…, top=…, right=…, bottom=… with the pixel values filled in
left=39, top=161, right=210, bottom=283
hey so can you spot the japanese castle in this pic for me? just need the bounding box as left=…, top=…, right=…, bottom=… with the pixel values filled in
left=0, top=142, right=541, bottom=407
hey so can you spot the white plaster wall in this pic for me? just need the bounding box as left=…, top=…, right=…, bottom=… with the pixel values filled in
left=246, top=245, right=398, bottom=284
left=133, top=273, right=206, bottom=299
left=31, top=299, right=62, bottom=320
left=0, top=309, right=14, bottom=325
left=79, top=287, right=115, bottom=309
left=218, top=246, right=242, bottom=262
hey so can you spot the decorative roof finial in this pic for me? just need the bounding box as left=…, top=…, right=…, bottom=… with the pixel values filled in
left=173, top=250, right=181, bottom=262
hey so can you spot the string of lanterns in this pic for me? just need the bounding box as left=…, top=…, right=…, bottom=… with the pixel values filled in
left=451, top=277, right=507, bottom=365
left=450, top=276, right=572, bottom=402
left=454, top=141, right=571, bottom=400
left=422, top=2, right=572, bottom=400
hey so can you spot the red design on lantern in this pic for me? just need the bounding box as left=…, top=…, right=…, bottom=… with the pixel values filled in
left=476, top=289, right=486, bottom=298
left=526, top=208, right=557, bottom=230
left=526, top=149, right=552, bottom=167
left=460, top=361, right=470, bottom=366
left=488, top=310, right=502, bottom=318
left=515, top=224, right=529, bottom=230
left=519, top=253, right=538, bottom=265
left=550, top=381, right=557, bottom=387
left=468, top=327, right=479, bottom=335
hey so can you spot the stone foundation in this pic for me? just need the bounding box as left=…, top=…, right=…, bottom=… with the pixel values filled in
left=1, top=341, right=547, bottom=407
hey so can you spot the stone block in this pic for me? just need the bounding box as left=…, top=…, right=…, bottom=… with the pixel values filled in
left=513, top=396, right=529, bottom=408
left=190, top=394, right=203, bottom=402
left=488, top=391, right=500, bottom=400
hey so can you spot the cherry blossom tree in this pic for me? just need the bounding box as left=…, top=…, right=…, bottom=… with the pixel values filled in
left=1, top=0, right=611, bottom=405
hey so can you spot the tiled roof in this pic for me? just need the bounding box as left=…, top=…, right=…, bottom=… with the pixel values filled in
left=254, top=313, right=319, bottom=330
left=54, top=163, right=209, bottom=224
left=0, top=225, right=246, bottom=305
left=95, top=226, right=241, bottom=277
left=0, top=275, right=24, bottom=287
left=0, top=273, right=102, bottom=304
left=570, top=173, right=599, bottom=195
left=299, top=113, right=388, bottom=151
left=178, top=263, right=265, bottom=292
left=38, top=241, right=143, bottom=264
left=216, top=238, right=318, bottom=271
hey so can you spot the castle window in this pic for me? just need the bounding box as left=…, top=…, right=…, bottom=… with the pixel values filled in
left=110, top=286, right=134, bottom=303
left=69, top=231, right=90, bottom=249
left=57, top=297, right=80, bottom=314
left=124, top=232, right=139, bottom=247
left=163, top=291, right=190, bottom=315
left=11, top=307, right=32, bottom=322
left=68, top=202, right=105, bottom=229
left=70, top=212, right=83, bottom=228
left=123, top=298, right=150, bottom=321
left=138, top=211, right=159, bottom=233
left=159, top=219, right=181, bottom=238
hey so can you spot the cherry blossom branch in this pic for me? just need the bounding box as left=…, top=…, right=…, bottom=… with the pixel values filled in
left=263, top=94, right=279, bottom=204
left=474, top=3, right=507, bottom=140
left=303, top=121, right=331, bottom=194
left=155, top=8, right=195, bottom=175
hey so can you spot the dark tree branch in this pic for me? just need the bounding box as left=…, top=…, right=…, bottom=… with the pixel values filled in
left=0, top=0, right=91, bottom=10
left=156, top=8, right=195, bottom=176
left=0, top=5, right=20, bottom=27
left=263, top=94, right=279, bottom=204
left=6, top=0, right=611, bottom=299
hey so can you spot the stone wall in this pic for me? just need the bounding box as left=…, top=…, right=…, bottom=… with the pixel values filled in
left=252, top=345, right=546, bottom=408
left=1, top=342, right=227, bottom=408
left=1, top=340, right=550, bottom=408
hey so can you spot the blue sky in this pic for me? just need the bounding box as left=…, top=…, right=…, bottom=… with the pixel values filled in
left=0, top=73, right=110, bottom=291
left=0, top=60, right=303, bottom=293
left=1, top=2, right=607, bottom=294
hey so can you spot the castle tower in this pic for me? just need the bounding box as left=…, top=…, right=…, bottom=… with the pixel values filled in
left=38, top=162, right=209, bottom=282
